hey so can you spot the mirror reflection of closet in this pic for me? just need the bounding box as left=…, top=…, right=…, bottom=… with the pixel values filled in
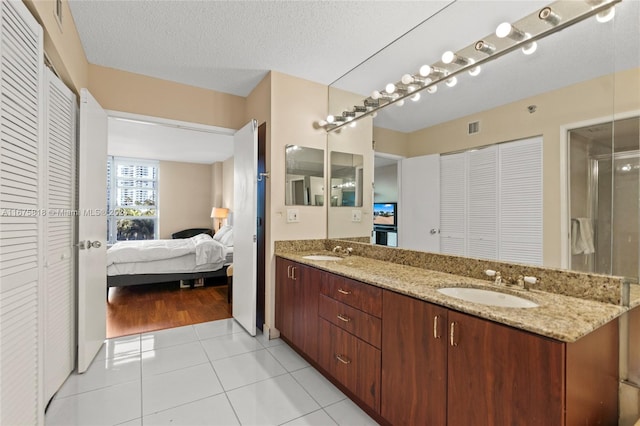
left=330, top=151, right=363, bottom=207
left=285, top=145, right=325, bottom=206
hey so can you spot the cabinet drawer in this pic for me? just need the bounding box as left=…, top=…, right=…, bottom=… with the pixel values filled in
left=321, top=274, right=382, bottom=317
left=318, top=319, right=381, bottom=412
left=319, top=294, right=381, bottom=348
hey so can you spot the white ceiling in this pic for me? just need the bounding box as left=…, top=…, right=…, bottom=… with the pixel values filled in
left=69, top=0, right=639, bottom=139
left=107, top=117, right=234, bottom=164
left=68, top=0, right=452, bottom=97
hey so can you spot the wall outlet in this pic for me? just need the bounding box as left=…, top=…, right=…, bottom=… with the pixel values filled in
left=352, top=209, right=362, bottom=222
left=287, top=209, right=300, bottom=223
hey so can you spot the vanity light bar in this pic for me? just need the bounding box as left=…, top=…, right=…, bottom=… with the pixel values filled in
left=320, top=0, right=620, bottom=132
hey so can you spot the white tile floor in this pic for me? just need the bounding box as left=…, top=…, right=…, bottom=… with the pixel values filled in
left=46, top=319, right=379, bottom=426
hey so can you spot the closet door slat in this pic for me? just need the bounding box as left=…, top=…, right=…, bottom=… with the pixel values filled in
left=0, top=1, right=43, bottom=425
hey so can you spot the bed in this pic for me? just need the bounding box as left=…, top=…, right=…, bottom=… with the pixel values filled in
left=107, top=226, right=234, bottom=288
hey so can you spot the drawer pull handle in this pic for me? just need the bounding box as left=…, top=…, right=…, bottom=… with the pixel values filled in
left=337, top=288, right=351, bottom=295
left=335, top=354, right=351, bottom=365
left=291, top=266, right=297, bottom=280
left=433, top=315, right=441, bottom=339
left=337, top=314, right=351, bottom=323
left=287, top=265, right=291, bottom=279
left=450, top=322, right=458, bottom=347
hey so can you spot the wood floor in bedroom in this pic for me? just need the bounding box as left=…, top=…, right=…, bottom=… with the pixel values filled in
left=107, top=277, right=232, bottom=338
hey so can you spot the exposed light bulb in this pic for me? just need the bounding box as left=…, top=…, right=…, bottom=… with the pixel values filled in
left=441, top=51, right=455, bottom=64
left=371, top=91, right=381, bottom=100
left=396, top=99, right=405, bottom=107
left=385, top=83, right=396, bottom=94
left=326, top=115, right=335, bottom=124
left=427, top=85, right=438, bottom=94
left=495, top=22, right=513, bottom=38
left=442, top=51, right=468, bottom=66
left=411, top=92, right=421, bottom=102
left=318, top=120, right=327, bottom=127
left=596, top=6, right=615, bottom=23
left=522, top=41, right=537, bottom=55
left=419, top=65, right=432, bottom=77
left=401, top=74, right=414, bottom=85
left=495, top=22, right=525, bottom=40
left=469, top=66, right=481, bottom=76
left=446, top=77, right=457, bottom=87
left=407, top=85, right=416, bottom=93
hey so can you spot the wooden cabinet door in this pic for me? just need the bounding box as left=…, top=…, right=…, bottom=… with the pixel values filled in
left=318, top=319, right=381, bottom=412
left=381, top=290, right=448, bottom=426
left=275, top=257, right=294, bottom=341
left=447, top=311, right=565, bottom=425
left=294, top=264, right=322, bottom=362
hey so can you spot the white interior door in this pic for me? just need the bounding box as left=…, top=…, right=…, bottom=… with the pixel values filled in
left=77, top=89, right=108, bottom=373
left=233, top=120, right=257, bottom=336
left=399, top=154, right=440, bottom=252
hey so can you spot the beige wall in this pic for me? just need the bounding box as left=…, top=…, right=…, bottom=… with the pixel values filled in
left=158, top=161, right=213, bottom=238
left=222, top=157, right=234, bottom=213
left=382, top=68, right=639, bottom=268
left=211, top=162, right=223, bottom=208
left=261, top=72, right=328, bottom=333
left=89, top=65, right=246, bottom=130
left=24, top=0, right=89, bottom=93
left=373, top=127, right=409, bottom=158
left=327, top=87, right=374, bottom=239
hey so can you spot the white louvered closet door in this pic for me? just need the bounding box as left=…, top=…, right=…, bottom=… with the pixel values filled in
left=43, top=68, right=76, bottom=402
left=440, top=152, right=466, bottom=256
left=499, top=137, right=543, bottom=265
left=467, top=146, right=498, bottom=260
left=0, top=1, right=44, bottom=425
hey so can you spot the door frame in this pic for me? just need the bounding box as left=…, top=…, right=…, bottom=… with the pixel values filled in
left=560, top=109, right=640, bottom=270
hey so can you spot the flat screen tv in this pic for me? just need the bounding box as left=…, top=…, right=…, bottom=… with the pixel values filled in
left=373, top=202, right=397, bottom=227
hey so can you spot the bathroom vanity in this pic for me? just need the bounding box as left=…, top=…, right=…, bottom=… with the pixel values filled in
left=275, top=241, right=631, bottom=425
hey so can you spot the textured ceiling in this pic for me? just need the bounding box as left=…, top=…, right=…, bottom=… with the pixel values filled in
left=69, top=0, right=639, bottom=135
left=68, top=0, right=451, bottom=97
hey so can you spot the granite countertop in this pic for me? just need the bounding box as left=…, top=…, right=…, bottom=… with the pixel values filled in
left=277, top=250, right=628, bottom=343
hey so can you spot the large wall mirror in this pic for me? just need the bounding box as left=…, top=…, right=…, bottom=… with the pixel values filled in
left=327, top=0, right=639, bottom=277
left=285, top=145, right=325, bottom=206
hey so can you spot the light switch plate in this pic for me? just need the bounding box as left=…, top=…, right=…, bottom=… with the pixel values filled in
left=287, top=209, right=300, bottom=223
left=352, top=209, right=362, bottom=222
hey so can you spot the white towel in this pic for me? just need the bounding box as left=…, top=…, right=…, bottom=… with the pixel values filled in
left=571, top=218, right=595, bottom=255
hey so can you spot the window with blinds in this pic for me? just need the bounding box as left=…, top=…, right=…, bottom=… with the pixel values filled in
left=106, top=156, right=159, bottom=243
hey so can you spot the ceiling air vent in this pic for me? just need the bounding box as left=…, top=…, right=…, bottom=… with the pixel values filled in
left=468, top=121, right=480, bottom=135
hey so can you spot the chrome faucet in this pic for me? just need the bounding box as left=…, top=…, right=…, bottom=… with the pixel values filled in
left=485, top=269, right=502, bottom=285
left=332, top=246, right=353, bottom=256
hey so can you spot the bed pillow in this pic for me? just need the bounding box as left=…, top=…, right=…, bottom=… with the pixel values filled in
left=191, top=233, right=213, bottom=243
left=213, top=225, right=232, bottom=242
left=219, top=229, right=234, bottom=247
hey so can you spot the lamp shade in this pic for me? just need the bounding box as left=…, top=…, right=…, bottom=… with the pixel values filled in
left=211, top=207, right=229, bottom=219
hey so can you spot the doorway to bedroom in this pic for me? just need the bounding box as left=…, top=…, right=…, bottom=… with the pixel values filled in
left=106, top=113, right=236, bottom=337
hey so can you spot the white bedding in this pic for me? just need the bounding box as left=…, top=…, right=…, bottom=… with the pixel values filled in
left=107, top=254, right=225, bottom=276
left=107, top=236, right=227, bottom=267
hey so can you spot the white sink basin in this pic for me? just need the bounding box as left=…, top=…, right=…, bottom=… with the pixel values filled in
left=302, top=255, right=343, bottom=261
left=437, top=287, right=538, bottom=308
